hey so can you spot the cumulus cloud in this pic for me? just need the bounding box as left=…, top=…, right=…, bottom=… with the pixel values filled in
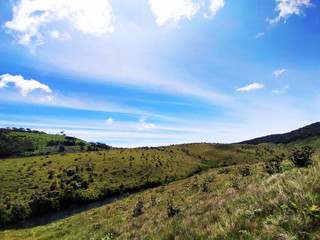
left=267, top=0, right=312, bottom=24
left=255, top=32, right=265, bottom=38
left=272, top=84, right=290, bottom=94
left=205, top=0, right=225, bottom=18
left=273, top=69, right=287, bottom=77
left=148, top=0, right=200, bottom=25
left=138, top=117, right=155, bottom=131
left=236, top=83, right=264, bottom=92
left=4, top=0, right=114, bottom=46
left=0, top=73, right=52, bottom=96
left=106, top=118, right=114, bottom=124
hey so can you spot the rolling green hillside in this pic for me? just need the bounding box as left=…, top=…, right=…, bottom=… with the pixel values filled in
left=0, top=143, right=283, bottom=225
left=1, top=149, right=319, bottom=239
left=241, top=122, right=320, bottom=145
left=0, top=123, right=319, bottom=236
left=0, top=128, right=111, bottom=158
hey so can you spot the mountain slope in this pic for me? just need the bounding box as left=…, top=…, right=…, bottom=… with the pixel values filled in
left=1, top=152, right=319, bottom=239
left=0, top=128, right=111, bottom=158
left=241, top=122, right=320, bottom=145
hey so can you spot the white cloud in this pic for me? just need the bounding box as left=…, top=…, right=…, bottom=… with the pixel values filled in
left=39, top=95, right=54, bottom=102
left=0, top=73, right=52, bottom=96
left=236, top=83, right=264, bottom=92
left=273, top=69, right=287, bottom=77
left=138, top=117, right=156, bottom=131
left=272, top=84, right=290, bottom=94
left=255, top=32, right=265, bottom=38
left=49, top=30, right=71, bottom=41
left=267, top=0, right=312, bottom=24
left=5, top=0, right=114, bottom=46
left=106, top=118, right=114, bottom=124
left=205, top=0, right=225, bottom=18
left=148, top=0, right=200, bottom=25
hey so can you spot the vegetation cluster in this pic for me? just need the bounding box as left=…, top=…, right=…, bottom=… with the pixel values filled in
left=0, top=123, right=319, bottom=239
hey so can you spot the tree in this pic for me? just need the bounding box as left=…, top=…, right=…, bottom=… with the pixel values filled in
left=289, top=145, right=314, bottom=167
left=59, top=145, right=65, bottom=152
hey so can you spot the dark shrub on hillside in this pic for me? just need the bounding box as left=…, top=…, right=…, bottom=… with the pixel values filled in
left=48, top=170, right=55, bottom=179
left=133, top=199, right=144, bottom=217
left=218, top=168, right=231, bottom=174
left=29, top=192, right=53, bottom=215
left=81, top=180, right=89, bottom=189
left=238, top=165, right=251, bottom=177
left=265, top=155, right=283, bottom=175
left=165, top=198, right=180, bottom=217
left=10, top=201, right=31, bottom=222
left=200, top=179, right=209, bottom=192
left=59, top=145, right=65, bottom=152
left=64, top=168, right=76, bottom=176
left=47, top=140, right=61, bottom=146
left=289, top=145, right=314, bottom=167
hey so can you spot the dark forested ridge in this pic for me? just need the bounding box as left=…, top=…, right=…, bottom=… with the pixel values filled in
left=240, top=122, right=320, bottom=144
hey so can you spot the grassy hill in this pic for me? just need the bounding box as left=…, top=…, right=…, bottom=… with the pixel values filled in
left=1, top=150, right=319, bottom=239
left=0, top=123, right=319, bottom=238
left=0, top=142, right=284, bottom=225
left=0, top=127, right=111, bottom=158
left=241, top=122, right=320, bottom=146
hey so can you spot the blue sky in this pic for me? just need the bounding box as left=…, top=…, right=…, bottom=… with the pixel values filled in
left=0, top=0, right=319, bottom=147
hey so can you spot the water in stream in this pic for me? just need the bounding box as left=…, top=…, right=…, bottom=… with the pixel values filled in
left=13, top=194, right=126, bottom=229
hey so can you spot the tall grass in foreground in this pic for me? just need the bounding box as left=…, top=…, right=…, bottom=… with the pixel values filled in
left=1, top=154, right=319, bottom=239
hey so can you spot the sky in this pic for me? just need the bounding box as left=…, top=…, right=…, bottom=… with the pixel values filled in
left=0, top=0, right=319, bottom=147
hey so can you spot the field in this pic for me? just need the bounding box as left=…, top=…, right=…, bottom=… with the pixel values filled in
left=1, top=150, right=319, bottom=239
left=1, top=124, right=319, bottom=239
left=0, top=143, right=285, bottom=225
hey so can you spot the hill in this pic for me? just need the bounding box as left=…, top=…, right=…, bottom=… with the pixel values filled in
left=0, top=127, right=111, bottom=158
left=1, top=149, right=319, bottom=239
left=0, top=142, right=285, bottom=226
left=240, top=122, right=320, bottom=145
left=0, top=123, right=317, bottom=231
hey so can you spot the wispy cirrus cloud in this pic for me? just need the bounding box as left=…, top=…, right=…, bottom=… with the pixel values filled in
left=0, top=73, right=52, bottom=96
left=255, top=32, right=265, bottom=39
left=4, top=0, right=114, bottom=47
left=273, top=69, right=287, bottom=77
left=236, top=83, right=264, bottom=92
left=272, top=84, right=290, bottom=94
left=267, top=0, right=312, bottom=24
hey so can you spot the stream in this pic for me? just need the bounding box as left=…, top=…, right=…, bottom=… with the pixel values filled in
left=12, top=194, right=127, bottom=229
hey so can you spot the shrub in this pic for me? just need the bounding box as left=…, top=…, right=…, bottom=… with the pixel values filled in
left=48, top=170, right=55, bottom=179
left=200, top=179, right=209, bottom=192
left=133, top=199, right=144, bottom=217
left=238, top=165, right=251, bottom=177
left=289, top=146, right=314, bottom=167
left=265, top=155, right=282, bottom=175
left=151, top=195, right=157, bottom=207
left=218, top=168, right=231, bottom=174
left=59, top=145, right=65, bottom=152
left=230, top=177, right=240, bottom=190
left=165, top=198, right=180, bottom=217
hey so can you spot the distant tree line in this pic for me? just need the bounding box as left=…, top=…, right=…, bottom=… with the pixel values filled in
left=0, top=127, right=46, bottom=134
left=0, top=132, right=35, bottom=158
left=87, top=142, right=112, bottom=151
